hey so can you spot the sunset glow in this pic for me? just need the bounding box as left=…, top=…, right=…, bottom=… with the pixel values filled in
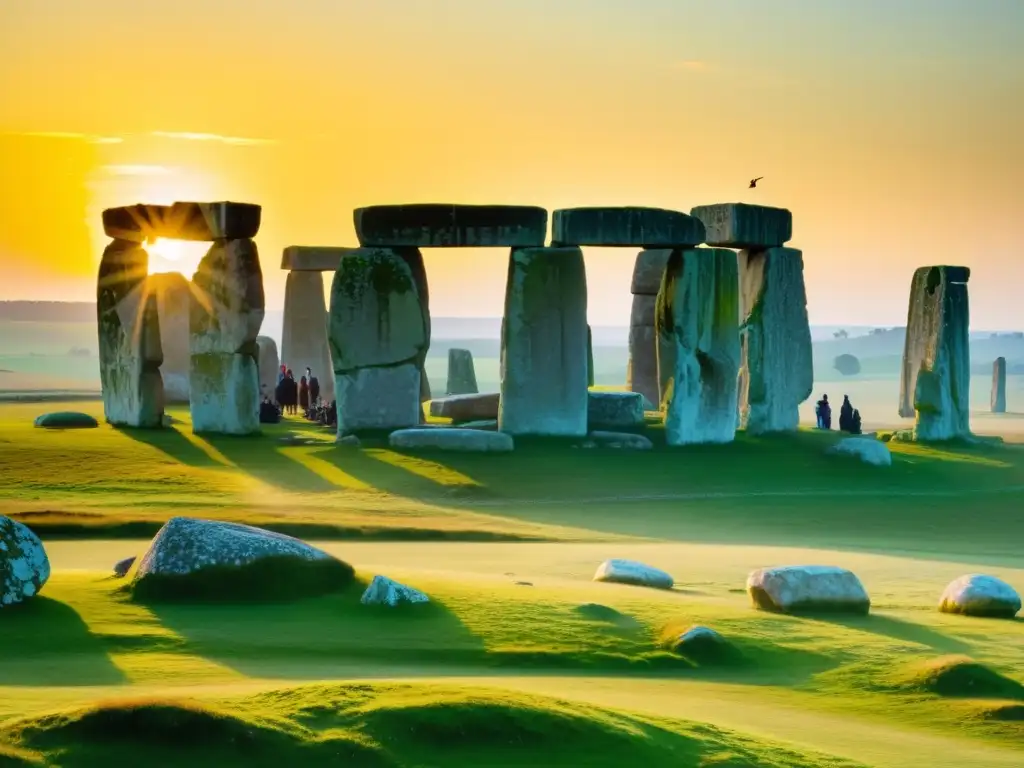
left=144, top=237, right=207, bottom=278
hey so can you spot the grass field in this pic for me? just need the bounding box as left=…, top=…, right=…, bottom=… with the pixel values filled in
left=1, top=399, right=1023, bottom=766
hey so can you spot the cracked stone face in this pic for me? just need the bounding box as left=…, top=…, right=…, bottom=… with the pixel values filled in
left=0, top=516, right=51, bottom=607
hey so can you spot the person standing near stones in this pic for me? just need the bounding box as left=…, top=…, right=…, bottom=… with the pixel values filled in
left=284, top=368, right=298, bottom=415
left=307, top=367, right=320, bottom=406
left=839, top=395, right=854, bottom=432
left=299, top=375, right=309, bottom=415
left=816, top=394, right=832, bottom=429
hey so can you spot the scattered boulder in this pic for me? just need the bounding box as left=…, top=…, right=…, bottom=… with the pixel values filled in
left=689, top=203, right=792, bottom=249
left=991, top=357, right=1007, bottom=413
left=360, top=575, right=430, bottom=607
left=389, top=427, right=513, bottom=453
left=669, top=625, right=729, bottom=662
left=354, top=204, right=547, bottom=248
left=587, top=391, right=645, bottom=430
left=593, top=559, right=674, bottom=590
left=113, top=556, right=136, bottom=578
left=551, top=207, right=706, bottom=248
left=827, top=437, right=892, bottom=467
left=446, top=348, right=479, bottom=395
left=0, top=516, right=50, bottom=607
left=747, top=565, right=870, bottom=614
left=34, top=411, right=98, bottom=429
left=938, top=574, right=1020, bottom=619
left=429, top=393, right=500, bottom=422
left=581, top=431, right=653, bottom=451
left=833, top=353, right=861, bottom=377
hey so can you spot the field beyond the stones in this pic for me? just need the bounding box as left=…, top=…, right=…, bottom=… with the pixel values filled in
left=1, top=400, right=1023, bottom=766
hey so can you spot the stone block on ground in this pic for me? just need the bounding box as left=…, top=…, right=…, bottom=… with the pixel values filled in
left=593, top=559, right=674, bottom=590
left=581, top=431, right=653, bottom=450
left=747, top=565, right=870, bottom=614
left=335, top=364, right=422, bottom=434
left=429, top=392, right=499, bottom=422
left=738, top=248, right=813, bottom=434
left=992, top=357, right=1007, bottom=413
left=587, top=391, right=645, bottom=429
left=898, top=266, right=971, bottom=440
left=34, top=411, right=99, bottom=429
left=389, top=427, right=514, bottom=452
left=827, top=437, right=892, bottom=466
left=354, top=204, right=547, bottom=248
left=282, top=270, right=334, bottom=401
left=631, top=249, right=674, bottom=295
left=0, top=516, right=51, bottom=607
left=499, top=246, right=589, bottom=437
left=690, top=203, right=792, bottom=249
left=446, top=348, right=479, bottom=395
left=255, top=336, right=280, bottom=400
left=938, top=574, right=1020, bottom=619
left=551, top=207, right=705, bottom=248
left=361, top=575, right=430, bottom=606
left=281, top=245, right=363, bottom=272
left=658, top=248, right=741, bottom=445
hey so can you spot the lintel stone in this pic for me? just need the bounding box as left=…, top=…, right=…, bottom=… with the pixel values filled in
left=354, top=203, right=547, bottom=248
left=102, top=201, right=261, bottom=242
left=551, top=207, right=705, bottom=248
left=689, top=203, right=792, bottom=249
left=281, top=246, right=366, bottom=271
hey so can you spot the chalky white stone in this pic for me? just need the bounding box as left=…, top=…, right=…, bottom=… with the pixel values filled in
left=593, top=559, right=674, bottom=590
left=747, top=565, right=870, bottom=614
left=361, top=575, right=430, bottom=607
left=389, top=427, right=513, bottom=452
left=0, top=516, right=50, bottom=607
left=827, top=437, right=892, bottom=467
left=939, top=574, right=1020, bottom=619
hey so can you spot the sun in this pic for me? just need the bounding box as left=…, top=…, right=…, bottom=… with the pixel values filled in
left=144, top=238, right=209, bottom=277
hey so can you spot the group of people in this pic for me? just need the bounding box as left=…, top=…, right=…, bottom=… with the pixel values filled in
left=259, top=364, right=337, bottom=427
left=815, top=394, right=862, bottom=434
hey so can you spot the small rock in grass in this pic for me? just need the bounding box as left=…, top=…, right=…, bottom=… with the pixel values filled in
left=575, top=603, right=626, bottom=622
left=33, top=411, right=98, bottom=429
left=360, top=575, right=430, bottom=607
left=827, top=437, right=891, bottom=466
left=582, top=431, right=653, bottom=450
left=594, top=559, right=674, bottom=590
left=336, top=434, right=361, bottom=448
left=939, top=574, right=1021, bottom=619
left=670, top=625, right=729, bottom=660
left=747, top=565, right=870, bottom=614
left=0, top=516, right=51, bottom=607
left=113, top=556, right=136, bottom=578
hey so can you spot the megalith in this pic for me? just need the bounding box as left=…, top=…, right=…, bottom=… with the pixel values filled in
left=281, top=270, right=334, bottom=401
left=97, top=239, right=165, bottom=427
left=898, top=266, right=971, bottom=441
left=328, top=248, right=426, bottom=433
left=587, top=325, right=595, bottom=387
left=255, top=336, right=280, bottom=400
left=737, top=248, right=813, bottom=434
left=992, top=357, right=1007, bottom=413
left=656, top=248, right=741, bottom=445
left=148, top=272, right=191, bottom=404
left=189, top=238, right=266, bottom=435
left=499, top=246, right=589, bottom=437
left=446, top=348, right=478, bottom=395
left=627, top=249, right=672, bottom=406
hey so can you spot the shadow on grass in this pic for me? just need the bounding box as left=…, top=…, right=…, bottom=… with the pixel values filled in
left=113, top=425, right=223, bottom=469
left=801, top=613, right=972, bottom=655
left=0, top=597, right=126, bottom=686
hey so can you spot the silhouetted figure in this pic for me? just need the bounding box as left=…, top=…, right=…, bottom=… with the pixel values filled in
left=309, top=370, right=320, bottom=406
left=815, top=394, right=832, bottom=430
left=283, top=369, right=298, bottom=415
left=299, top=375, right=309, bottom=413
left=749, top=176, right=763, bottom=188
left=851, top=409, right=862, bottom=435
left=839, top=395, right=854, bottom=432
left=259, top=397, right=281, bottom=424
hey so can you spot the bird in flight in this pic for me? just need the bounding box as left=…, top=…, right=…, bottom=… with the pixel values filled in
left=749, top=177, right=764, bottom=188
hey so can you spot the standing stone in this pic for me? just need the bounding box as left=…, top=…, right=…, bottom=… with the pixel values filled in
left=328, top=248, right=426, bottom=433
left=393, top=247, right=432, bottom=405
left=628, top=250, right=671, bottom=407
left=148, top=272, right=191, bottom=404
left=446, top=348, right=479, bottom=395
left=657, top=248, right=741, bottom=445
left=189, top=239, right=265, bottom=435
left=738, top=248, right=813, bottom=434
left=499, top=246, right=588, bottom=437
left=97, top=239, right=165, bottom=428
left=281, top=270, right=334, bottom=402
left=586, top=325, right=595, bottom=387
left=992, top=357, right=1007, bottom=413
left=898, top=266, right=971, bottom=440
left=256, top=336, right=280, bottom=400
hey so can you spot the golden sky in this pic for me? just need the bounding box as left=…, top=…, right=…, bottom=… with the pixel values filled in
left=1, top=0, right=1022, bottom=328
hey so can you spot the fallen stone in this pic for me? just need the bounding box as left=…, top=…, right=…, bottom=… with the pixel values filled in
left=629, top=294, right=656, bottom=328
left=165, top=201, right=261, bottom=241
left=34, top=411, right=98, bottom=429
left=446, top=348, right=479, bottom=395
left=281, top=245, right=363, bottom=272
left=738, top=248, right=813, bottom=434
left=938, top=574, right=1021, bottom=619
left=992, top=357, right=1007, bottom=413
left=148, top=272, right=191, bottom=404
left=551, top=207, right=705, bottom=247
left=101, top=204, right=171, bottom=242
left=282, top=270, right=334, bottom=401
left=360, top=574, right=430, bottom=607
left=627, top=324, right=659, bottom=408
left=594, top=559, right=674, bottom=589
left=0, top=516, right=50, bottom=607
left=747, top=565, right=870, bottom=614
left=500, top=247, right=589, bottom=437
left=335, top=363, right=422, bottom=433
left=354, top=204, right=547, bottom=248
left=588, top=391, right=645, bottom=430
left=582, top=431, right=653, bottom=450
left=389, top=427, right=513, bottom=452
left=689, top=203, right=792, bottom=249
left=827, top=437, right=892, bottom=466
left=630, top=249, right=674, bottom=295
left=429, top=392, right=499, bottom=422
left=113, top=556, right=136, bottom=578
left=255, top=336, right=280, bottom=401
left=898, top=266, right=971, bottom=440
left=658, top=248, right=741, bottom=445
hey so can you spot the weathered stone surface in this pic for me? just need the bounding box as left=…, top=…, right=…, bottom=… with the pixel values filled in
left=361, top=575, right=430, bottom=606
left=499, top=247, right=589, bottom=437
left=898, top=266, right=971, bottom=440
left=827, top=437, right=892, bottom=466
left=34, top=412, right=98, bottom=429
left=354, top=204, right=547, bottom=248
left=336, top=363, right=422, bottom=434
left=627, top=324, right=659, bottom=408
left=747, top=565, right=870, bottom=614
left=328, top=248, right=426, bottom=373
left=393, top=247, right=432, bottom=405
left=657, top=248, right=741, bottom=445
left=629, top=294, right=656, bottom=328
left=0, top=516, right=50, bottom=607
left=97, top=240, right=165, bottom=428
left=429, top=392, right=499, bottom=422
left=670, top=625, right=726, bottom=657
left=738, top=248, right=813, bottom=434
left=101, top=204, right=171, bottom=242
left=148, top=272, right=191, bottom=404
left=282, top=271, right=334, bottom=402
left=631, top=249, right=674, bottom=295
left=113, top=556, right=136, bottom=578
left=586, top=325, right=595, bottom=388
left=939, top=574, right=1020, bottom=619
left=189, top=239, right=265, bottom=435
left=255, top=336, right=280, bottom=400
left=593, top=559, right=674, bottom=590
left=588, top=391, right=645, bottom=429
left=389, top=427, right=513, bottom=452
left=690, top=203, right=792, bottom=249
left=992, top=357, right=1007, bottom=413
left=446, top=348, right=478, bottom=395
left=551, top=207, right=705, bottom=248
left=165, top=201, right=261, bottom=241
left=281, top=245, right=363, bottom=272
left=581, top=431, right=654, bottom=450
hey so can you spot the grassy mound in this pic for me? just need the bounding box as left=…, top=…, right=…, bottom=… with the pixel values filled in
left=891, top=656, right=1024, bottom=699
left=128, top=555, right=356, bottom=603
left=32, top=411, right=97, bottom=429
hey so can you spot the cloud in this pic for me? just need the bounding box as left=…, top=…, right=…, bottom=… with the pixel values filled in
left=8, top=131, right=123, bottom=144
left=673, top=60, right=709, bottom=72
left=151, top=131, right=276, bottom=146
left=102, top=164, right=176, bottom=176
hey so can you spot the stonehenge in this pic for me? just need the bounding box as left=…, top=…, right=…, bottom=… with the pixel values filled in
left=627, top=250, right=671, bottom=406
left=256, top=336, right=280, bottom=399
left=898, top=266, right=971, bottom=441
left=281, top=270, right=334, bottom=400
left=446, top=348, right=478, bottom=395
left=148, top=272, right=191, bottom=404
left=992, top=357, right=1007, bottom=413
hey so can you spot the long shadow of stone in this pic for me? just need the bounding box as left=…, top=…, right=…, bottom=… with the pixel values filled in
left=200, top=435, right=343, bottom=494
left=114, top=425, right=224, bottom=468
left=800, top=613, right=972, bottom=655
left=0, top=597, right=127, bottom=686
